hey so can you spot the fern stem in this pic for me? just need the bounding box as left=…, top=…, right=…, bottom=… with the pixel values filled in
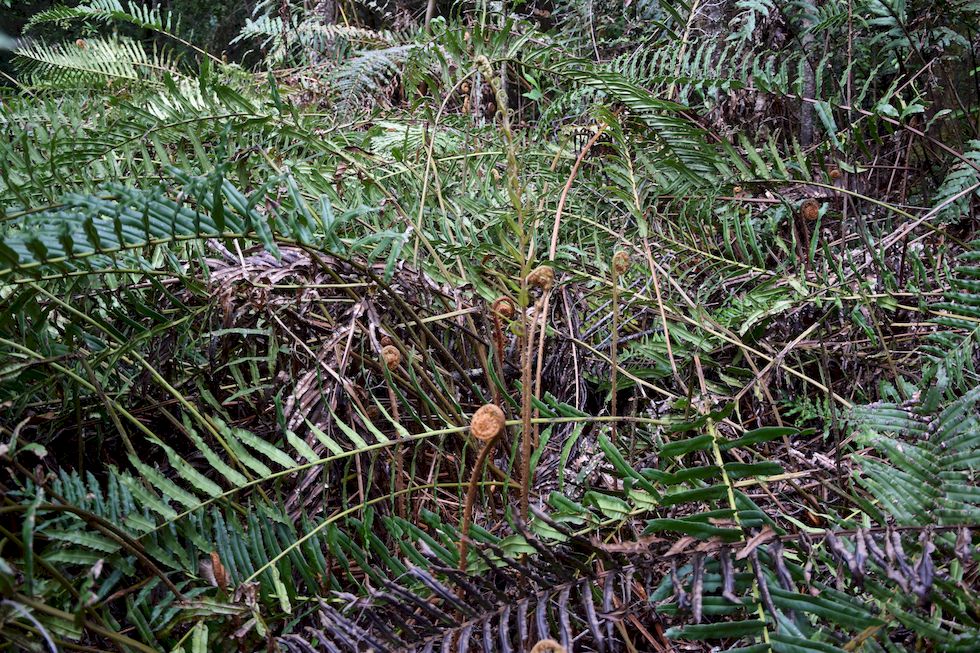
left=696, top=355, right=773, bottom=648
left=243, top=480, right=508, bottom=585
left=10, top=593, right=159, bottom=653
left=520, top=297, right=545, bottom=520
left=383, top=367, right=407, bottom=519
left=458, top=432, right=503, bottom=574
left=610, top=264, right=620, bottom=443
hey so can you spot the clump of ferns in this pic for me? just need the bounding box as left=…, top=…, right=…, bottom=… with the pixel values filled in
left=475, top=46, right=556, bottom=524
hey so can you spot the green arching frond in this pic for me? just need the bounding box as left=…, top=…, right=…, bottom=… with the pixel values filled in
left=931, top=142, right=980, bottom=224
left=26, top=0, right=178, bottom=36
left=852, top=385, right=980, bottom=526
left=235, top=14, right=396, bottom=64
left=0, top=181, right=291, bottom=275
left=550, top=65, right=718, bottom=166
left=14, top=36, right=185, bottom=87
left=331, top=43, right=420, bottom=111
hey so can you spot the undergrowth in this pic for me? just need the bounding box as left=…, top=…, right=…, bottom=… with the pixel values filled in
left=0, top=0, right=977, bottom=651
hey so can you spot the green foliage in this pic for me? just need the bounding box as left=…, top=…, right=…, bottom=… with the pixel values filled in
left=13, top=35, right=183, bottom=86
left=1, top=0, right=979, bottom=651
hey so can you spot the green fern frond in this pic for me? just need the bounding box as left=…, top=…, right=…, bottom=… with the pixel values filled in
left=0, top=174, right=325, bottom=275
left=556, top=67, right=723, bottom=182
left=850, top=377, right=980, bottom=525
left=368, top=120, right=463, bottom=160
left=14, top=36, right=184, bottom=87
left=331, top=44, right=418, bottom=111
left=26, top=0, right=177, bottom=35
left=932, top=142, right=980, bottom=224
left=729, top=0, right=777, bottom=44
left=236, top=14, right=395, bottom=64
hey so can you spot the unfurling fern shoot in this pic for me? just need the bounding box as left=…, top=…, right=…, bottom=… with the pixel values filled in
left=530, top=639, right=567, bottom=653
left=526, top=264, right=555, bottom=291
left=381, top=344, right=401, bottom=370
left=801, top=198, right=820, bottom=221
left=470, top=403, right=505, bottom=441
left=459, top=404, right=507, bottom=573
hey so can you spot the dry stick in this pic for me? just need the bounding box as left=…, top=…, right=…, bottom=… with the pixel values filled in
left=519, top=280, right=534, bottom=524
left=732, top=322, right=820, bottom=406
left=537, top=125, right=611, bottom=397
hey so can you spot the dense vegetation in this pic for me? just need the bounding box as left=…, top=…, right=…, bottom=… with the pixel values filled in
left=1, top=0, right=978, bottom=651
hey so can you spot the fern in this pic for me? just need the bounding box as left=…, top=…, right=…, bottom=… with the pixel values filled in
left=27, top=0, right=177, bottom=34
left=0, top=179, right=312, bottom=275
left=932, top=142, right=980, bottom=224
left=14, top=36, right=185, bottom=87
left=729, top=0, right=777, bottom=45
left=236, top=14, right=395, bottom=64
left=331, top=44, right=419, bottom=111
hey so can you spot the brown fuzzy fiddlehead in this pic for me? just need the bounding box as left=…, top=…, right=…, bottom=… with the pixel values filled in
left=490, top=296, right=516, bottom=404
left=459, top=404, right=507, bottom=573
left=530, top=640, right=567, bottom=653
